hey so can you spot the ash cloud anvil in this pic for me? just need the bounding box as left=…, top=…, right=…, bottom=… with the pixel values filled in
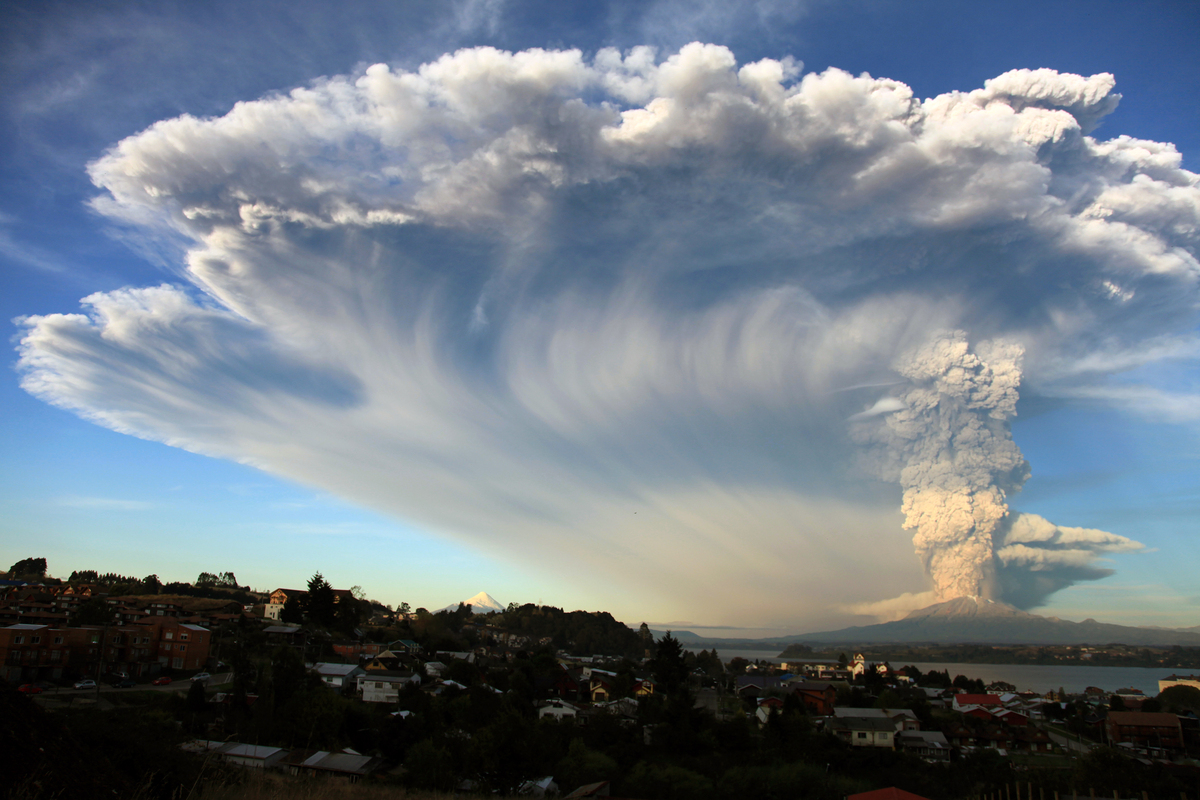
left=15, top=44, right=1198, bottom=622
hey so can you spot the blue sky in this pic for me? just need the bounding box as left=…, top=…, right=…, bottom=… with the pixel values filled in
left=2, top=0, right=1198, bottom=635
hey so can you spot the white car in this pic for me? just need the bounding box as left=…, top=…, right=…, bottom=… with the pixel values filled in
left=74, top=679, right=97, bottom=690
left=191, top=672, right=211, bottom=682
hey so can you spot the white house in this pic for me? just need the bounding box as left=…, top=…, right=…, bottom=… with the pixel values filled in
left=829, top=717, right=896, bottom=749
left=313, top=663, right=365, bottom=693
left=359, top=671, right=420, bottom=703
left=538, top=700, right=580, bottom=721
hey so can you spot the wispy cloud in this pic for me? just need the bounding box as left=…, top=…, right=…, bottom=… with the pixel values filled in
left=15, top=46, right=1199, bottom=626
left=59, top=496, right=153, bottom=511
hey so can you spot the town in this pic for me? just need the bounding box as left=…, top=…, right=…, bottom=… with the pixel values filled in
left=3, top=557, right=1199, bottom=799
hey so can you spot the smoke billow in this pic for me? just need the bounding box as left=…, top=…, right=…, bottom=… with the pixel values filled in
left=851, top=332, right=1029, bottom=601
left=13, top=44, right=1196, bottom=623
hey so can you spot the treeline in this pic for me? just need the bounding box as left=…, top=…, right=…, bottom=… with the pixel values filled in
left=33, top=562, right=262, bottom=604
left=497, top=604, right=646, bottom=657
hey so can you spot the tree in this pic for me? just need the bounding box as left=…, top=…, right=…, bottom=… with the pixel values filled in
left=75, top=597, right=115, bottom=625
left=280, top=595, right=303, bottom=624
left=398, top=601, right=411, bottom=615
left=727, top=657, right=750, bottom=676
left=651, top=632, right=689, bottom=696
left=335, top=595, right=367, bottom=633
left=185, top=678, right=208, bottom=733
left=142, top=574, right=162, bottom=593
left=1158, top=685, right=1200, bottom=714
left=1109, top=694, right=1125, bottom=711
left=305, top=572, right=336, bottom=627
left=8, top=557, right=47, bottom=579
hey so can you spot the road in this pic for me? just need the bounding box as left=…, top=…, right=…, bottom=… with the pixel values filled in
left=33, top=671, right=235, bottom=698
left=1046, top=728, right=1096, bottom=754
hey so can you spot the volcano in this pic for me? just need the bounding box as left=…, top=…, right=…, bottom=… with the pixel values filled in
left=788, top=597, right=1200, bottom=646
left=437, top=591, right=506, bottom=615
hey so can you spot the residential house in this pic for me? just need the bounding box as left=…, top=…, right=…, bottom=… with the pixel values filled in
left=589, top=670, right=618, bottom=702
left=538, top=700, right=580, bottom=721
left=359, top=670, right=420, bottom=703
left=1105, top=711, right=1184, bottom=753
left=1158, top=674, right=1200, bottom=693
left=833, top=707, right=921, bottom=732
left=896, top=731, right=952, bottom=762
left=847, top=789, right=932, bottom=800
left=951, top=693, right=1003, bottom=713
left=331, top=640, right=385, bottom=661
left=787, top=680, right=838, bottom=716
left=313, top=663, right=366, bottom=694
left=1010, top=726, right=1054, bottom=753
left=292, top=750, right=381, bottom=782
left=220, top=743, right=288, bottom=770
left=388, top=639, right=421, bottom=655
left=139, top=618, right=212, bottom=671
left=1, top=620, right=209, bottom=681
left=265, top=587, right=355, bottom=621
left=829, top=717, right=896, bottom=749
left=973, top=725, right=1015, bottom=752
left=534, top=664, right=581, bottom=700
left=736, top=674, right=783, bottom=698
left=263, top=625, right=307, bottom=649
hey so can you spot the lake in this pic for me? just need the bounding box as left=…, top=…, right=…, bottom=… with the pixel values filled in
left=706, top=649, right=1171, bottom=696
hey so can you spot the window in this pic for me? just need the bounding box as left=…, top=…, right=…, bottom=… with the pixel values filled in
left=172, top=658, right=183, bottom=669
left=857, top=732, right=867, bottom=739
left=53, top=636, right=63, bottom=645
left=51, top=650, right=61, bottom=661
left=181, top=633, right=189, bottom=641
left=32, top=636, right=41, bottom=644
left=13, top=636, right=23, bottom=644
left=178, top=644, right=186, bottom=651
left=165, top=631, right=174, bottom=640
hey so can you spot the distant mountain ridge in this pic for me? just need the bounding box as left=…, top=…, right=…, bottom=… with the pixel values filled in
left=438, top=591, right=505, bottom=615
left=788, top=596, right=1200, bottom=646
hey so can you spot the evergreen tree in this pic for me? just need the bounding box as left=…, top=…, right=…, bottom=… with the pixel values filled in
left=305, top=572, right=337, bottom=627
left=651, top=632, right=689, bottom=696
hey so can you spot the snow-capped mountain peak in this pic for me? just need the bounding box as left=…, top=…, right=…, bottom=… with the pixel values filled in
left=438, top=591, right=505, bottom=614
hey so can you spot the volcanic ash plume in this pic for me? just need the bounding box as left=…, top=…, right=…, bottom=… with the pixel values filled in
left=852, top=332, right=1030, bottom=601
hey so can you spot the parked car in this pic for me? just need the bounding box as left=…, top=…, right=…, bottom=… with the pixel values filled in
left=191, top=672, right=211, bottom=682
left=18, top=684, right=43, bottom=694
left=114, top=678, right=137, bottom=689
left=151, top=676, right=173, bottom=686
left=73, top=679, right=97, bottom=690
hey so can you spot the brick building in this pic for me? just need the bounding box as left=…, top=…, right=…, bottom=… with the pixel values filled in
left=0, top=618, right=211, bottom=682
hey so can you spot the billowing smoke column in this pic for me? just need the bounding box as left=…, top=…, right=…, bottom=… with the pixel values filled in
left=852, top=332, right=1029, bottom=601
